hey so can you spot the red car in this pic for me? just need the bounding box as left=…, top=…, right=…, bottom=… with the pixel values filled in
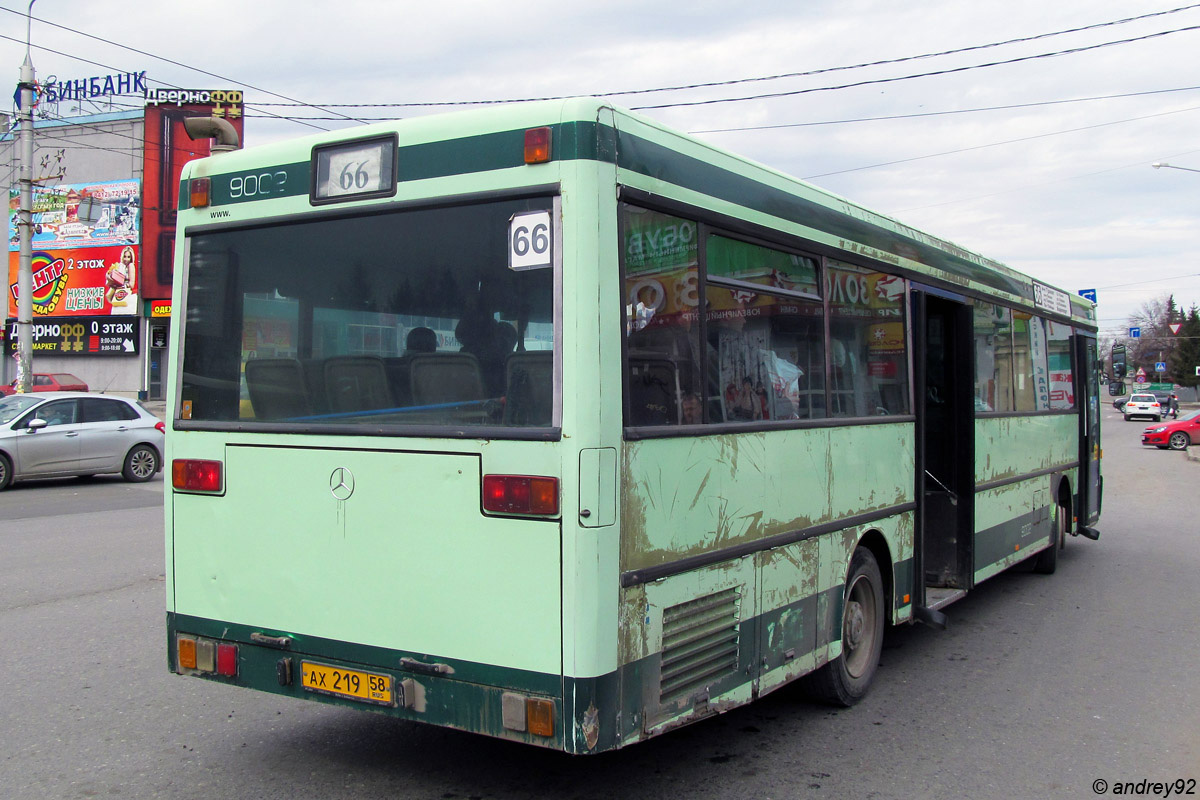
left=1142, top=410, right=1200, bottom=450
left=0, top=373, right=89, bottom=396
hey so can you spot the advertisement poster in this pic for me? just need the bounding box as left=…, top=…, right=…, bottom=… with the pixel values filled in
left=3, top=316, right=139, bottom=356
left=7, top=179, right=140, bottom=251
left=7, top=245, right=140, bottom=318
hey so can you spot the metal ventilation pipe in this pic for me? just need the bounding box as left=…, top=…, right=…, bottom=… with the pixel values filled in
left=182, top=116, right=241, bottom=153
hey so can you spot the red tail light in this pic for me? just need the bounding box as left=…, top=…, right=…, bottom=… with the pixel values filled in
left=155, top=421, right=166, bottom=434
left=216, top=643, right=238, bottom=676
left=483, top=475, right=558, bottom=516
left=173, top=459, right=223, bottom=493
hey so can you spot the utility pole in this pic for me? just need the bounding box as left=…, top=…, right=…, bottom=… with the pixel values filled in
left=14, top=1, right=38, bottom=393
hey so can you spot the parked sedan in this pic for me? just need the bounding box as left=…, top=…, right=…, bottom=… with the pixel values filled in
left=1142, top=410, right=1200, bottom=451
left=0, top=392, right=164, bottom=490
left=0, top=372, right=89, bottom=395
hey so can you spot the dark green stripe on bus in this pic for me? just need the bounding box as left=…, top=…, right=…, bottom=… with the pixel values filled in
left=179, top=117, right=1030, bottom=302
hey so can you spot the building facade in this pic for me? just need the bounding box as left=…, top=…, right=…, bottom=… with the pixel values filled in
left=3, top=81, right=243, bottom=400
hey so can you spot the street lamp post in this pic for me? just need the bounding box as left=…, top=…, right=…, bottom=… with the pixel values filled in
left=14, top=0, right=38, bottom=394
left=1152, top=162, right=1200, bottom=174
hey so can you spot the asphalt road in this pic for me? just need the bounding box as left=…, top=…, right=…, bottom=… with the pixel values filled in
left=0, top=410, right=1196, bottom=799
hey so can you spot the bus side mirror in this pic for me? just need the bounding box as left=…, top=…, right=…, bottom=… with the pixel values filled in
left=1108, top=381, right=1125, bottom=397
left=1111, top=344, right=1127, bottom=381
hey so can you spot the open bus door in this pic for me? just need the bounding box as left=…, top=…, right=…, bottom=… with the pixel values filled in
left=1074, top=334, right=1102, bottom=539
left=911, top=288, right=975, bottom=628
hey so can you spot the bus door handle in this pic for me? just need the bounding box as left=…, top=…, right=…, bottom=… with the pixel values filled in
left=399, top=657, right=454, bottom=676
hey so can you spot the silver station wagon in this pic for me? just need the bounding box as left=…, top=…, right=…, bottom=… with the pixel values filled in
left=0, top=392, right=164, bottom=490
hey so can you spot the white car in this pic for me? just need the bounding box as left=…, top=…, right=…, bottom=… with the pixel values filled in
left=1123, top=392, right=1163, bottom=422
left=0, top=392, right=164, bottom=490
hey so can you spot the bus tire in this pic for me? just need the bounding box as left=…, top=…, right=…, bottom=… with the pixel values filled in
left=122, top=445, right=159, bottom=482
left=803, top=546, right=884, bottom=706
left=1033, top=503, right=1066, bottom=574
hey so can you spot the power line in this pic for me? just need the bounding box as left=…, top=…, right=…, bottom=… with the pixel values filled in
left=1, top=5, right=356, bottom=129
left=893, top=148, right=1200, bottom=213
left=633, top=24, right=1200, bottom=110
left=0, top=39, right=330, bottom=134
left=804, top=104, right=1200, bottom=180
left=690, top=85, right=1200, bottom=134
left=237, top=4, right=1200, bottom=108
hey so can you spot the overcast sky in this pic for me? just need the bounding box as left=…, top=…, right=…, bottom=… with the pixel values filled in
left=4, top=0, right=1198, bottom=341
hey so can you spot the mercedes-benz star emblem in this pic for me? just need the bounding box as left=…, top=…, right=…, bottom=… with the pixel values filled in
left=329, top=467, right=355, bottom=501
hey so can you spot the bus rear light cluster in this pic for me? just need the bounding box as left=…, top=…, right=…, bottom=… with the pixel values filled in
left=172, top=459, right=223, bottom=493
left=501, top=692, right=555, bottom=737
left=177, top=634, right=238, bottom=677
left=482, top=475, right=558, bottom=516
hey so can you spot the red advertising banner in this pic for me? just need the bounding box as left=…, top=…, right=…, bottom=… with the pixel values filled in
left=7, top=245, right=140, bottom=318
left=141, top=91, right=245, bottom=302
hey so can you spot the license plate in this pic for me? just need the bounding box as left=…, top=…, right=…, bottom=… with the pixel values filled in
left=301, top=661, right=395, bottom=706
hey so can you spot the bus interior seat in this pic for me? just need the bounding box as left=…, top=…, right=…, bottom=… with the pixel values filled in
left=301, top=359, right=328, bottom=413
left=323, top=356, right=394, bottom=413
left=627, top=353, right=677, bottom=425
left=383, top=357, right=415, bottom=406
left=244, top=358, right=313, bottom=419
left=408, top=352, right=485, bottom=406
left=503, top=351, right=553, bottom=425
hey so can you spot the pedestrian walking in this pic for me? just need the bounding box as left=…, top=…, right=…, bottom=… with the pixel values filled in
left=1169, top=393, right=1180, bottom=419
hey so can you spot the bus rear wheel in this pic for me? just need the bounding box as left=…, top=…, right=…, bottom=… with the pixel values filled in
left=803, top=546, right=884, bottom=706
left=1033, top=503, right=1067, bottom=574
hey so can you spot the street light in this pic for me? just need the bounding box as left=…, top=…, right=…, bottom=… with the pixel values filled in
left=1152, top=162, right=1200, bottom=174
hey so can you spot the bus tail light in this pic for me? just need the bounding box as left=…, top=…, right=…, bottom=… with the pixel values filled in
left=172, top=459, right=223, bottom=493
left=217, top=643, right=239, bottom=677
left=189, top=177, right=211, bottom=208
left=176, top=634, right=237, bottom=677
left=524, top=127, right=552, bottom=164
left=482, top=475, right=558, bottom=515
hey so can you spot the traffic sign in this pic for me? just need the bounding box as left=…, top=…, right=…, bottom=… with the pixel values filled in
left=1129, top=327, right=1141, bottom=338
left=1135, top=376, right=1146, bottom=383
left=1079, top=288, right=1097, bottom=303
left=1155, top=361, right=1166, bottom=373
left=1169, top=323, right=1183, bottom=335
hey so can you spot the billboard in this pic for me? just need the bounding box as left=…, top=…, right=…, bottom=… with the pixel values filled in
left=3, top=316, right=139, bottom=356
left=8, top=245, right=140, bottom=318
left=141, top=89, right=245, bottom=301
left=7, top=179, right=140, bottom=251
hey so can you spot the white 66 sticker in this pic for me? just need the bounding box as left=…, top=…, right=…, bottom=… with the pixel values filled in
left=509, top=211, right=552, bottom=270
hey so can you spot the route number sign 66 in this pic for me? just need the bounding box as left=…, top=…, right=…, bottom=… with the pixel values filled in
left=509, top=211, right=552, bottom=270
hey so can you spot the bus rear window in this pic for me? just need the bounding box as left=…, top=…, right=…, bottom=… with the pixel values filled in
left=180, top=197, right=556, bottom=431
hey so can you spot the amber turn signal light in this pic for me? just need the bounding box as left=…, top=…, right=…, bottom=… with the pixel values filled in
left=524, top=127, right=552, bottom=164
left=189, top=177, right=211, bottom=208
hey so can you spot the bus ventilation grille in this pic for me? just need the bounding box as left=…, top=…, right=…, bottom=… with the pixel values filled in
left=659, top=588, right=741, bottom=704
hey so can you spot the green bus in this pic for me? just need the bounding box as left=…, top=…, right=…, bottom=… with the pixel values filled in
left=165, top=99, right=1102, bottom=754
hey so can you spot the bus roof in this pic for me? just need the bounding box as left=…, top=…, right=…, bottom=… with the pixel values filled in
left=179, top=97, right=1095, bottom=325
